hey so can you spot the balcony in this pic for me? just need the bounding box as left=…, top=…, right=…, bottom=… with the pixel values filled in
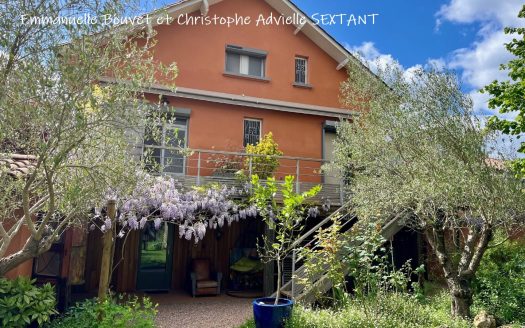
left=143, top=146, right=345, bottom=206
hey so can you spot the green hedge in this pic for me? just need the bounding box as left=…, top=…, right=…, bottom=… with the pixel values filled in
left=472, top=240, right=525, bottom=324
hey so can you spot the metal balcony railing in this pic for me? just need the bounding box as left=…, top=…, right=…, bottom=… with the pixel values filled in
left=142, top=145, right=345, bottom=206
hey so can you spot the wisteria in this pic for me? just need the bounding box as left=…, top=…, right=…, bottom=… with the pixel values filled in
left=92, top=172, right=327, bottom=244
left=107, top=173, right=258, bottom=243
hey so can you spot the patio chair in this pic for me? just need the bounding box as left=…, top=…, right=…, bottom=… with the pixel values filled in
left=190, top=258, right=222, bottom=297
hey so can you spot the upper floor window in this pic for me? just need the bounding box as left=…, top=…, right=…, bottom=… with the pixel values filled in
left=243, top=119, right=261, bottom=147
left=225, top=45, right=267, bottom=78
left=295, top=57, right=308, bottom=84
left=143, top=118, right=188, bottom=175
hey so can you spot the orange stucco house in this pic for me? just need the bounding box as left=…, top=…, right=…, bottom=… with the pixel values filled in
left=91, top=0, right=370, bottom=296
left=6, top=0, right=398, bottom=299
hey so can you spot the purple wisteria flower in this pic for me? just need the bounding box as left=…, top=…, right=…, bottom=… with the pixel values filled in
left=117, top=173, right=258, bottom=242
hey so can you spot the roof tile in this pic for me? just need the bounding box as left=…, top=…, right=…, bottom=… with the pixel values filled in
left=0, top=154, right=37, bottom=177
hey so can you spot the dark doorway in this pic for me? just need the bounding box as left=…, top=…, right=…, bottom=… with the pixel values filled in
left=391, top=227, right=421, bottom=271
left=136, top=222, right=174, bottom=291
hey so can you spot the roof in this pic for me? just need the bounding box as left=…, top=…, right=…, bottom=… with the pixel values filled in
left=485, top=158, right=506, bottom=170
left=0, top=154, right=37, bottom=177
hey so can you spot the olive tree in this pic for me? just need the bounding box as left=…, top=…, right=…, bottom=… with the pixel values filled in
left=483, top=5, right=525, bottom=176
left=334, top=63, right=524, bottom=318
left=0, top=0, right=177, bottom=276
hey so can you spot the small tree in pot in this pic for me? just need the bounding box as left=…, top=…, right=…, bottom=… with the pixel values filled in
left=250, top=174, right=320, bottom=327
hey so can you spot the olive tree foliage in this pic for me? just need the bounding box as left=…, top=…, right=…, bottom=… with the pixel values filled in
left=482, top=5, right=525, bottom=176
left=0, top=0, right=177, bottom=276
left=334, top=62, right=525, bottom=318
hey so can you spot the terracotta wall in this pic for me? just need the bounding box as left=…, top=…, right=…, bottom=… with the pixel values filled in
left=152, top=0, right=348, bottom=109
left=144, top=94, right=327, bottom=181
left=160, top=97, right=326, bottom=157
left=3, top=227, right=33, bottom=279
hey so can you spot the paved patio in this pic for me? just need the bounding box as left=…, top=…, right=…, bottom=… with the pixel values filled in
left=148, top=292, right=253, bottom=328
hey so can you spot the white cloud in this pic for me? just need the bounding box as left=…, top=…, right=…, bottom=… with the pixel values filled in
left=449, top=30, right=513, bottom=90
left=436, top=0, right=523, bottom=27
left=468, top=91, right=490, bottom=116
left=348, top=41, right=400, bottom=74
left=436, top=0, right=522, bottom=123
left=427, top=58, right=446, bottom=70
left=348, top=42, right=444, bottom=82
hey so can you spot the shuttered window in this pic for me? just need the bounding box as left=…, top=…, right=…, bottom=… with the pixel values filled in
left=226, top=45, right=267, bottom=78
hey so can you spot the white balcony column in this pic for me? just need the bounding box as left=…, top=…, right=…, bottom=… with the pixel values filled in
left=296, top=159, right=300, bottom=193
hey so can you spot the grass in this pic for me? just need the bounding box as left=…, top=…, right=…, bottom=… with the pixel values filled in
left=238, top=292, right=470, bottom=328
left=237, top=319, right=255, bottom=328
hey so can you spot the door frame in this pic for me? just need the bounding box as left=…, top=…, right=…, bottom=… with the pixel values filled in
left=136, top=222, right=174, bottom=291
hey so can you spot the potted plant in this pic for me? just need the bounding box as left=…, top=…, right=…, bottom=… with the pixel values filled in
left=250, top=175, right=321, bottom=328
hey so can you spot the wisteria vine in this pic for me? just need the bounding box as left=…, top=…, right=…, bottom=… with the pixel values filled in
left=93, top=173, right=257, bottom=243
left=92, top=173, right=325, bottom=243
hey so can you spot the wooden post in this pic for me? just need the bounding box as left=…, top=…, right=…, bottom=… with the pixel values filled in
left=291, top=249, right=296, bottom=299
left=98, top=199, right=116, bottom=302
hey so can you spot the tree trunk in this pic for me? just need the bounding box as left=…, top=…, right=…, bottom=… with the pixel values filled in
left=0, top=236, right=43, bottom=277
left=451, top=293, right=471, bottom=318
left=446, top=273, right=473, bottom=318
left=424, top=226, right=473, bottom=318
left=98, top=200, right=116, bottom=302
left=275, top=256, right=281, bottom=305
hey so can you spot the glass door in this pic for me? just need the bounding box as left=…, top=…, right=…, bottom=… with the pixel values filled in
left=162, top=122, right=187, bottom=174
left=136, top=221, right=174, bottom=291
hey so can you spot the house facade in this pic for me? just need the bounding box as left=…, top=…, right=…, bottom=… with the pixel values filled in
left=6, top=0, right=380, bottom=298
left=92, top=0, right=362, bottom=295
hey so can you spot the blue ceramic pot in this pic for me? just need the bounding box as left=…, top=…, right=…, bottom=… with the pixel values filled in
left=253, top=297, right=294, bottom=328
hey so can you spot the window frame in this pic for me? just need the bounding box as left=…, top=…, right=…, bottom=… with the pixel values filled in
left=243, top=118, right=262, bottom=147
left=294, top=56, right=308, bottom=85
left=225, top=45, right=267, bottom=79
left=143, top=118, right=188, bottom=175
left=160, top=121, right=188, bottom=175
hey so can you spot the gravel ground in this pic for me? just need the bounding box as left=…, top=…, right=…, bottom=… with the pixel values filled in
left=149, top=292, right=253, bottom=328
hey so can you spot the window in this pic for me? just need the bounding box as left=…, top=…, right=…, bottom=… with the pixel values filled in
left=33, top=251, right=62, bottom=277
left=225, top=45, right=267, bottom=78
left=295, top=57, right=308, bottom=84
left=143, top=118, right=188, bottom=174
left=32, top=228, right=65, bottom=278
left=243, top=119, right=261, bottom=147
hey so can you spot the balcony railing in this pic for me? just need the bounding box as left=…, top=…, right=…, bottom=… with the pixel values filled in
left=143, top=146, right=345, bottom=206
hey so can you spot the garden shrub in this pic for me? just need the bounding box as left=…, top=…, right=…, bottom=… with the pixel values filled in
left=238, top=292, right=470, bottom=328
left=285, top=292, right=470, bottom=328
left=298, top=217, right=349, bottom=306
left=0, top=277, right=57, bottom=327
left=46, top=295, right=157, bottom=328
left=472, top=239, right=525, bottom=324
left=299, top=222, right=424, bottom=307
left=244, top=132, right=283, bottom=179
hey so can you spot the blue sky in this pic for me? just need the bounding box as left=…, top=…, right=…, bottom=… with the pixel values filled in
left=291, top=0, right=523, bottom=156
left=290, top=0, right=523, bottom=120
